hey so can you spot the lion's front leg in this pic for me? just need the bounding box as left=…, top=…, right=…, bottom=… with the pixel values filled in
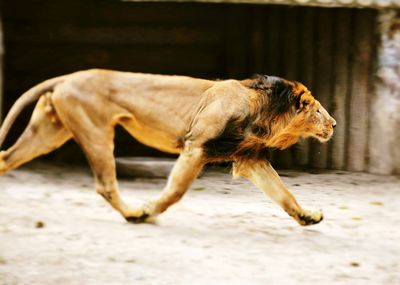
left=0, top=151, right=7, bottom=175
left=233, top=160, right=323, bottom=226
left=127, top=147, right=205, bottom=223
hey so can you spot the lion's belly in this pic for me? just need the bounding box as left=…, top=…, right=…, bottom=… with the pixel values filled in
left=119, top=117, right=183, bottom=154
left=97, top=70, right=214, bottom=153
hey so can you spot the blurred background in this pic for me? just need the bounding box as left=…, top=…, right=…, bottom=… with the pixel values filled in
left=0, top=0, right=399, bottom=174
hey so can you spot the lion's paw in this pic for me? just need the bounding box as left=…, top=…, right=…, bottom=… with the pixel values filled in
left=297, top=210, right=323, bottom=226
left=124, top=202, right=156, bottom=224
left=125, top=213, right=150, bottom=224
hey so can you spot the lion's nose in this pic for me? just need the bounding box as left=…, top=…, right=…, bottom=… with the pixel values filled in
left=331, top=118, right=337, bottom=128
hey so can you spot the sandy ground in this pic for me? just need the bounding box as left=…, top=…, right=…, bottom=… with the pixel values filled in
left=0, top=162, right=399, bottom=285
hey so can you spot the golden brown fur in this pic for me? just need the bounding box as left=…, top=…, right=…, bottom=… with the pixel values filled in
left=0, top=70, right=336, bottom=226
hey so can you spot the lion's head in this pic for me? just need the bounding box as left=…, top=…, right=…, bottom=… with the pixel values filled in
left=291, top=82, right=336, bottom=143
left=246, top=75, right=336, bottom=149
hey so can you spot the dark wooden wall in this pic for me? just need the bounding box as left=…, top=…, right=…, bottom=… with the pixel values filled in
left=1, top=0, right=377, bottom=170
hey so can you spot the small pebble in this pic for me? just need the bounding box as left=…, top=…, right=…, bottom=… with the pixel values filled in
left=351, top=216, right=363, bottom=221
left=35, top=221, right=45, bottom=228
left=0, top=256, right=6, bottom=265
left=370, top=201, right=383, bottom=206
left=192, top=187, right=206, bottom=191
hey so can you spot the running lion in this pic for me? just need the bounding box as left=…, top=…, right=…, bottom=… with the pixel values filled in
left=0, top=70, right=336, bottom=226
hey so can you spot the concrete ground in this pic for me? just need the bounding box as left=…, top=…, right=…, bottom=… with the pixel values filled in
left=0, top=162, right=399, bottom=285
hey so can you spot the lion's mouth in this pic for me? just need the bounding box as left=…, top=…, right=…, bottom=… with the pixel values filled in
left=315, top=131, right=333, bottom=142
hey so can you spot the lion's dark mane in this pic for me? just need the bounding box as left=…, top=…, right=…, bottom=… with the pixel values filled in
left=203, top=75, right=298, bottom=161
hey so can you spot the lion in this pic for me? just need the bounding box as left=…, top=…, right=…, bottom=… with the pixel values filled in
left=0, top=69, right=336, bottom=226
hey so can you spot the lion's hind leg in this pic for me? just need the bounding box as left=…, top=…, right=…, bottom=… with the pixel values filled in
left=51, top=89, right=151, bottom=221
left=0, top=95, right=71, bottom=175
left=233, top=160, right=323, bottom=226
left=77, top=134, right=146, bottom=221
left=53, top=115, right=144, bottom=220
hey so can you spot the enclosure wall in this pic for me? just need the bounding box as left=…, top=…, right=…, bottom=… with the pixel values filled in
left=2, top=1, right=377, bottom=171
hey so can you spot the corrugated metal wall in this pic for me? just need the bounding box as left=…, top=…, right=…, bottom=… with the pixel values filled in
left=246, top=7, right=377, bottom=172
left=2, top=1, right=377, bottom=170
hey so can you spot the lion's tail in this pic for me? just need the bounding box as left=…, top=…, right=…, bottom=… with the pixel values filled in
left=0, top=75, right=67, bottom=149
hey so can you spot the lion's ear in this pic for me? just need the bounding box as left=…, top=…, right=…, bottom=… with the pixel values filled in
left=296, top=93, right=312, bottom=111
